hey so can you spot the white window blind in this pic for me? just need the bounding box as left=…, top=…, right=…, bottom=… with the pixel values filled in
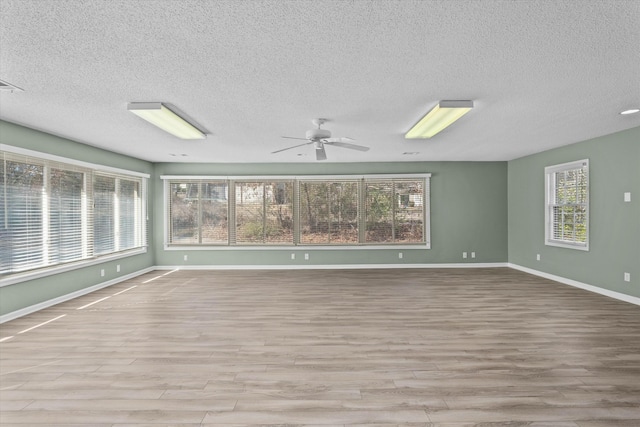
left=1, top=159, right=45, bottom=273
left=94, top=175, right=115, bottom=255
left=365, top=178, right=425, bottom=244
left=545, top=159, right=589, bottom=250
left=234, top=181, right=294, bottom=245
left=48, top=168, right=86, bottom=263
left=1, top=149, right=147, bottom=277
left=299, top=180, right=359, bottom=245
left=168, top=181, right=228, bottom=244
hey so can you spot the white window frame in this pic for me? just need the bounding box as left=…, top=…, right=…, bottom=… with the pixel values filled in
left=544, top=159, right=589, bottom=251
left=161, top=174, right=431, bottom=250
left=0, top=145, right=149, bottom=287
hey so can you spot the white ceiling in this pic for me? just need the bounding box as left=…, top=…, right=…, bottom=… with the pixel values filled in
left=1, top=0, right=639, bottom=163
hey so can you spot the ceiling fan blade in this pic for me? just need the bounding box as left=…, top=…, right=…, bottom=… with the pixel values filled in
left=281, top=136, right=309, bottom=140
left=324, top=137, right=354, bottom=143
left=324, top=141, right=370, bottom=152
left=316, top=145, right=327, bottom=161
left=271, top=141, right=313, bottom=154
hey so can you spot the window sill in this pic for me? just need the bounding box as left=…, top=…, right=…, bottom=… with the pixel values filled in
left=164, top=244, right=430, bottom=251
left=545, top=240, right=589, bottom=251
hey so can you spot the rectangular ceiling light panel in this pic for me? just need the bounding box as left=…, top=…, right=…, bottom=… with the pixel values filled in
left=128, top=102, right=205, bottom=139
left=405, top=100, right=473, bottom=139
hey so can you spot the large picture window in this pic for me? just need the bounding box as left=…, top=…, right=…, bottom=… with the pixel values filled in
left=545, top=159, right=589, bottom=250
left=163, top=174, right=430, bottom=248
left=1, top=149, right=148, bottom=277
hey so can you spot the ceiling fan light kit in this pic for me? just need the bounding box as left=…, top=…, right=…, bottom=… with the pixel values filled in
left=405, top=100, right=474, bottom=139
left=128, top=102, right=205, bottom=139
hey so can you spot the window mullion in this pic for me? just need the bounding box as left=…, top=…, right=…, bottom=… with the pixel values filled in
left=197, top=182, right=203, bottom=245
left=262, top=183, right=266, bottom=244
left=42, top=165, right=50, bottom=265
left=358, top=179, right=365, bottom=244
left=82, top=172, right=90, bottom=258
left=294, top=180, right=300, bottom=245
left=114, top=178, right=120, bottom=252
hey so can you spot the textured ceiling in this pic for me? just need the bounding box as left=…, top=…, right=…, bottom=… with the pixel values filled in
left=0, top=0, right=639, bottom=163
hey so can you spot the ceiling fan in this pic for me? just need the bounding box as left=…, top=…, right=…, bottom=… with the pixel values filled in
left=272, top=118, right=369, bottom=161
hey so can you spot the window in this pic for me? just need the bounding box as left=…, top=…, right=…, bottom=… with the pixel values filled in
left=168, top=181, right=228, bottom=244
left=545, top=159, right=589, bottom=250
left=234, top=181, right=294, bottom=245
left=163, top=174, right=430, bottom=247
left=94, top=174, right=144, bottom=254
left=299, top=180, right=359, bottom=244
left=1, top=148, right=148, bottom=277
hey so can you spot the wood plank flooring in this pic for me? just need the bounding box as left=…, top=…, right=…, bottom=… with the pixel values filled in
left=1, top=267, right=639, bottom=426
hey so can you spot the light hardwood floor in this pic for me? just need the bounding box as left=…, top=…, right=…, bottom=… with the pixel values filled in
left=1, top=268, right=639, bottom=426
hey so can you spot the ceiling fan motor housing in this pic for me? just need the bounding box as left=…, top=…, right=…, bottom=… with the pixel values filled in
left=306, top=128, right=331, bottom=140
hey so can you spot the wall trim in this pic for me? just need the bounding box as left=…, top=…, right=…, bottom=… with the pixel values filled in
left=0, top=267, right=155, bottom=324
left=508, top=263, right=640, bottom=307
left=154, top=262, right=509, bottom=271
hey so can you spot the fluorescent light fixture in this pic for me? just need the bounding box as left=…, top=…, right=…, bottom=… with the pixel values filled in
left=620, top=108, right=639, bottom=115
left=405, top=100, right=474, bottom=139
left=128, top=102, right=205, bottom=139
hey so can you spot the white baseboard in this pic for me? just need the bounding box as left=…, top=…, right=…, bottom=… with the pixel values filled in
left=154, top=262, right=509, bottom=271
left=508, top=263, right=640, bottom=307
left=0, top=267, right=155, bottom=324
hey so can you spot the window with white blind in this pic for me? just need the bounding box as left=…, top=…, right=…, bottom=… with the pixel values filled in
left=1, top=148, right=148, bottom=277
left=94, top=174, right=144, bottom=255
left=365, top=178, right=425, bottom=244
left=163, top=174, right=430, bottom=248
left=235, top=181, right=294, bottom=245
left=168, top=181, right=229, bottom=244
left=545, top=159, right=589, bottom=250
left=299, top=180, right=359, bottom=245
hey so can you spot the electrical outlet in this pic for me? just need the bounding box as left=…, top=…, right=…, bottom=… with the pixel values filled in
left=624, top=192, right=631, bottom=202
left=100, top=269, right=105, bottom=277
left=471, top=252, right=476, bottom=258
left=304, top=253, right=309, bottom=260
left=537, top=254, right=541, bottom=261
left=624, top=272, right=631, bottom=282
left=183, top=254, right=188, bottom=261
left=399, top=252, right=403, bottom=259
left=116, top=264, right=120, bottom=273
left=291, top=253, right=295, bottom=260
left=463, top=252, right=467, bottom=259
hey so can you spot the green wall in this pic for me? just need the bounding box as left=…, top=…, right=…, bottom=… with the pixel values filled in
left=153, top=162, right=508, bottom=266
left=3, top=118, right=637, bottom=318
left=4, top=118, right=637, bottom=317
left=508, top=126, right=640, bottom=298
left=0, top=121, right=155, bottom=316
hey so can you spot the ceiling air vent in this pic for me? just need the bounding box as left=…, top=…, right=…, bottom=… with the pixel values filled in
left=0, top=79, right=24, bottom=92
